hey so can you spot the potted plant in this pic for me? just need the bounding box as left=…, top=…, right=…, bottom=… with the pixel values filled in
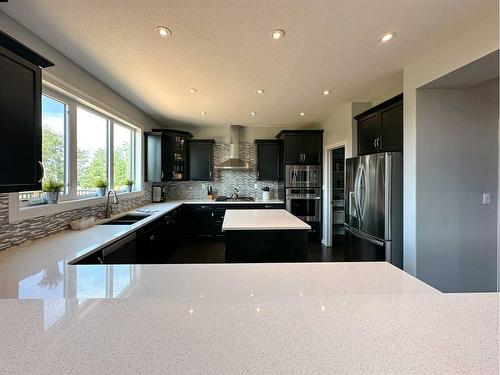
left=42, top=179, right=64, bottom=204
left=125, top=179, right=134, bottom=192
left=262, top=186, right=270, bottom=201
left=94, top=178, right=108, bottom=197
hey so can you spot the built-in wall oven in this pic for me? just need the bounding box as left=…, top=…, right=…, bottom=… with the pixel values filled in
left=285, top=188, right=321, bottom=222
left=286, top=165, right=321, bottom=188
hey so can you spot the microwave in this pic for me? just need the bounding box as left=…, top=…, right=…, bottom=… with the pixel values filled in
left=286, top=165, right=321, bottom=187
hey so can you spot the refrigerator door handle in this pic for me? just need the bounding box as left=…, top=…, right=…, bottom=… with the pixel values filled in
left=345, top=225, right=385, bottom=247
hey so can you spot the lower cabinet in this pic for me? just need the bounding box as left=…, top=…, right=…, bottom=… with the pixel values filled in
left=183, top=203, right=285, bottom=238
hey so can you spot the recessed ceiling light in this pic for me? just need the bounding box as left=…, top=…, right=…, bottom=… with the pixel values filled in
left=299, top=112, right=306, bottom=116
left=251, top=112, right=257, bottom=116
left=322, top=90, right=332, bottom=96
left=270, top=29, right=285, bottom=40
left=156, top=26, right=171, bottom=37
left=201, top=111, right=207, bottom=115
left=256, top=89, right=265, bottom=94
left=380, top=32, right=396, bottom=43
left=189, top=88, right=198, bottom=94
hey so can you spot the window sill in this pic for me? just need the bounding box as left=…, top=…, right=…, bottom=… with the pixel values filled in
left=8, top=191, right=144, bottom=223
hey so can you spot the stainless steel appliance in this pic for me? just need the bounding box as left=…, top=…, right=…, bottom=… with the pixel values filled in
left=286, top=187, right=321, bottom=222
left=286, top=165, right=321, bottom=187
left=344, top=152, right=402, bottom=268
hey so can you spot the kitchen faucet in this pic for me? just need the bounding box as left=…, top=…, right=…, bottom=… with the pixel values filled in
left=105, top=189, right=119, bottom=218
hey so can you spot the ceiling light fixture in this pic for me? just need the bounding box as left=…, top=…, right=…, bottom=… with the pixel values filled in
left=270, top=29, right=285, bottom=40
left=299, top=112, right=306, bottom=116
left=201, top=111, right=207, bottom=115
left=251, top=112, right=257, bottom=116
left=189, top=88, right=198, bottom=94
left=156, top=26, right=172, bottom=37
left=380, top=32, right=396, bottom=43
left=256, top=89, right=265, bottom=94
left=322, top=90, right=332, bottom=96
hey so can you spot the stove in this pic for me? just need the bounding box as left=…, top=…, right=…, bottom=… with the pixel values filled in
left=216, top=196, right=255, bottom=202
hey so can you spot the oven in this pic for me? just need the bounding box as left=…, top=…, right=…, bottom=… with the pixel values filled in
left=286, top=165, right=321, bottom=187
left=285, top=188, right=321, bottom=222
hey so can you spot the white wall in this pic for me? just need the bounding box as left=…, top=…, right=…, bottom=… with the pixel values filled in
left=0, top=11, right=159, bottom=131
left=402, top=10, right=499, bottom=276
left=416, top=79, right=498, bottom=292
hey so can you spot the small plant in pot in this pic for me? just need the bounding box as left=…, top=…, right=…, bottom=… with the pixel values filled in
left=125, top=179, right=134, bottom=192
left=94, top=178, right=108, bottom=197
left=42, top=180, right=64, bottom=204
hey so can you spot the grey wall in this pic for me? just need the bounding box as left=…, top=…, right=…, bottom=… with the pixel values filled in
left=416, top=78, right=499, bottom=292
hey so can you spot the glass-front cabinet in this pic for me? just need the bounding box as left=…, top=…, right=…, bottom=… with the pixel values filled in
left=144, top=129, right=193, bottom=182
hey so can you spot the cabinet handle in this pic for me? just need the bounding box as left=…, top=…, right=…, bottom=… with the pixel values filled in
left=209, top=171, right=213, bottom=178
left=257, top=171, right=260, bottom=179
left=37, top=161, right=44, bottom=183
left=373, top=139, right=377, bottom=149
left=161, top=171, right=164, bottom=179
left=378, top=138, right=382, bottom=150
left=97, top=256, right=103, bottom=264
left=172, top=171, right=175, bottom=179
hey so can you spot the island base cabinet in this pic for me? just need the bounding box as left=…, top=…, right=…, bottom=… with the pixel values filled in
left=224, top=230, right=308, bottom=262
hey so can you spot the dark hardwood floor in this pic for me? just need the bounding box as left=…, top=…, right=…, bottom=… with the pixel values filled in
left=166, top=235, right=347, bottom=263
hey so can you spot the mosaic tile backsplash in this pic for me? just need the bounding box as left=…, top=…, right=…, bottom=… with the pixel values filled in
left=0, top=142, right=279, bottom=251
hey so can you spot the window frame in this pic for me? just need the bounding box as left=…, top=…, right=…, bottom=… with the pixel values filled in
left=11, top=82, right=143, bottom=221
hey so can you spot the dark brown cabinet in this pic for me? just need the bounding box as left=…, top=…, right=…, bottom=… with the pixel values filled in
left=356, top=94, right=403, bottom=155
left=189, top=140, right=214, bottom=181
left=144, top=130, right=193, bottom=182
left=276, top=130, right=323, bottom=165
left=255, top=140, right=281, bottom=181
left=0, top=31, right=53, bottom=192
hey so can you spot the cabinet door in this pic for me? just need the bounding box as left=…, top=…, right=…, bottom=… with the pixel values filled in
left=145, top=133, right=164, bottom=182
left=357, top=112, right=380, bottom=155
left=301, top=134, right=322, bottom=164
left=380, top=102, right=403, bottom=152
left=189, top=141, right=213, bottom=181
left=284, top=134, right=302, bottom=164
left=191, top=205, right=214, bottom=236
left=0, top=47, right=42, bottom=192
left=256, top=141, right=280, bottom=180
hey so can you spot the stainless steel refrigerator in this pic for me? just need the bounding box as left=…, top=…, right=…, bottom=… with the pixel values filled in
left=344, top=152, right=403, bottom=268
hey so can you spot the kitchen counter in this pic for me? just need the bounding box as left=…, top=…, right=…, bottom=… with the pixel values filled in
left=222, top=209, right=311, bottom=231
left=0, top=283, right=498, bottom=374
left=0, top=200, right=498, bottom=374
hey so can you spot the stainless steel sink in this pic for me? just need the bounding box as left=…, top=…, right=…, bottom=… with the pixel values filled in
left=99, top=213, right=151, bottom=225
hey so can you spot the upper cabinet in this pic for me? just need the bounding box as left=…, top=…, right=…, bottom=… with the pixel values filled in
left=255, top=140, right=282, bottom=181
left=0, top=31, right=54, bottom=193
left=189, top=140, right=215, bottom=181
left=356, top=94, right=403, bottom=155
left=144, top=130, right=193, bottom=182
left=276, top=130, right=324, bottom=165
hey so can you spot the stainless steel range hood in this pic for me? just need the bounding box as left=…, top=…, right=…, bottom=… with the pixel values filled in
left=215, top=125, right=251, bottom=170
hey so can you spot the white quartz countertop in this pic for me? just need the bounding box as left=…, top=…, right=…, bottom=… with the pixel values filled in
left=222, top=209, right=311, bottom=231
left=0, top=290, right=498, bottom=374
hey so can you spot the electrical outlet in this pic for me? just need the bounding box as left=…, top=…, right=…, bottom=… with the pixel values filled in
left=482, top=193, right=490, bottom=205
left=254, top=183, right=258, bottom=189
left=202, top=184, right=206, bottom=189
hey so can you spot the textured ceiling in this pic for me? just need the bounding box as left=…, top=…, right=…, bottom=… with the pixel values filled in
left=0, top=0, right=497, bottom=127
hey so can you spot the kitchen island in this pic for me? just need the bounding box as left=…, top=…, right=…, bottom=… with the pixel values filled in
left=222, top=209, right=311, bottom=262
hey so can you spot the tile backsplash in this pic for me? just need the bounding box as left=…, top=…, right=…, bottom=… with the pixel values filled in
left=0, top=142, right=279, bottom=251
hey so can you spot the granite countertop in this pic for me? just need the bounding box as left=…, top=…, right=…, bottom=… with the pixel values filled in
left=222, top=209, right=311, bottom=231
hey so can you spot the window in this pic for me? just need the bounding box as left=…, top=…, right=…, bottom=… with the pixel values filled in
left=18, top=85, right=141, bottom=206
left=76, top=107, right=109, bottom=197
left=113, top=123, right=134, bottom=192
left=19, top=94, right=68, bottom=201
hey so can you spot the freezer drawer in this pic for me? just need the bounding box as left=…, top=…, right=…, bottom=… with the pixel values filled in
left=345, top=225, right=389, bottom=263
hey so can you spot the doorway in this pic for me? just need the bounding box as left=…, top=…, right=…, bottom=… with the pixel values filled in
left=331, top=147, right=346, bottom=247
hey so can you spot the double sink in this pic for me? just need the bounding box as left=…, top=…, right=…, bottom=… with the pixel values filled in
left=99, top=213, right=151, bottom=225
